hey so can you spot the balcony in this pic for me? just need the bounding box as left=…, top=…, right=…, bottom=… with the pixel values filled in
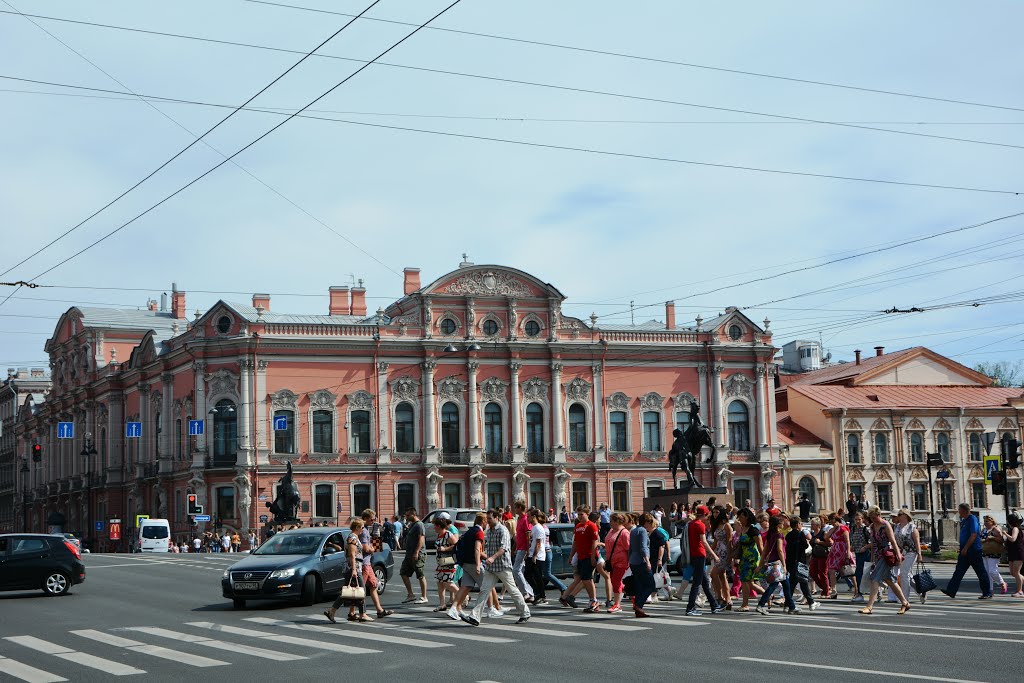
left=485, top=451, right=510, bottom=465
left=70, top=475, right=83, bottom=491
left=526, top=451, right=553, bottom=465
left=441, top=452, right=468, bottom=465
left=58, top=479, right=70, bottom=494
left=141, top=462, right=159, bottom=479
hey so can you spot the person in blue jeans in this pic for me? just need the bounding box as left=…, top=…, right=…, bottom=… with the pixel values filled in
left=685, top=506, right=723, bottom=616
left=942, top=503, right=992, bottom=599
left=629, top=513, right=657, bottom=618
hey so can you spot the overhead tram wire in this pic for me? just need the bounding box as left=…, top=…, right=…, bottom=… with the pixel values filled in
left=240, top=0, right=1024, bottom=115
left=0, top=12, right=1022, bottom=153
left=0, top=0, right=391, bottom=287
left=5, top=0, right=465, bottom=291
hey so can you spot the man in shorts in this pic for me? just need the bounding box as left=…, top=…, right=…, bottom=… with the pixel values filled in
left=559, top=505, right=600, bottom=612
left=360, top=509, right=394, bottom=619
left=400, top=508, right=428, bottom=604
left=447, top=512, right=486, bottom=621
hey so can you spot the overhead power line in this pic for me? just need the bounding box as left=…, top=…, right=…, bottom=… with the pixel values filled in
left=0, top=11, right=1021, bottom=153
left=238, top=0, right=1024, bottom=115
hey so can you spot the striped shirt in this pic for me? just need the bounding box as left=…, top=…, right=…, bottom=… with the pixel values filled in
left=484, top=523, right=512, bottom=572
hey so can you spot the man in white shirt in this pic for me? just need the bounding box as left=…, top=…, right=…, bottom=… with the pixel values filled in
left=193, top=536, right=202, bottom=553
left=221, top=532, right=232, bottom=553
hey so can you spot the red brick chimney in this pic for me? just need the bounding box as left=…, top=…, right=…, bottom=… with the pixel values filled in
left=329, top=287, right=350, bottom=316
left=350, top=286, right=367, bottom=316
left=170, top=283, right=186, bottom=319
left=854, top=349, right=862, bottom=365
left=874, top=346, right=885, bottom=357
left=403, top=268, right=421, bottom=296
left=665, top=301, right=676, bottom=330
left=252, top=293, right=270, bottom=312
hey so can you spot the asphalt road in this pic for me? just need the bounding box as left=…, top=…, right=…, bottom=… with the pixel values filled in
left=0, top=551, right=1017, bottom=683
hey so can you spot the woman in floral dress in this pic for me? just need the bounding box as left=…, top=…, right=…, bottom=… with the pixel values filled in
left=708, top=506, right=733, bottom=608
left=734, top=508, right=763, bottom=611
left=826, top=512, right=856, bottom=599
left=859, top=506, right=911, bottom=615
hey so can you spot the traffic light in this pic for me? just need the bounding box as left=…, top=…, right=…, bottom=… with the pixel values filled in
left=992, top=470, right=1007, bottom=496
left=186, top=493, right=203, bottom=516
left=31, top=444, right=41, bottom=462
left=1007, top=439, right=1022, bottom=470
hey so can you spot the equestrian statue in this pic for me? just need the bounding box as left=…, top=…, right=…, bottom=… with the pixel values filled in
left=669, top=401, right=717, bottom=489
left=267, top=461, right=301, bottom=523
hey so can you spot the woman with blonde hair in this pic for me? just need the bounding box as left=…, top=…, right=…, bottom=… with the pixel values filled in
left=858, top=506, right=910, bottom=615
left=325, top=518, right=370, bottom=623
left=980, top=515, right=1008, bottom=595
left=888, top=509, right=924, bottom=603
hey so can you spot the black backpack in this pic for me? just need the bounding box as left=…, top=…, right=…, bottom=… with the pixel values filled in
left=455, top=526, right=480, bottom=565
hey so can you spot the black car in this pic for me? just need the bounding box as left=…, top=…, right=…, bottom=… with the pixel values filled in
left=221, top=527, right=394, bottom=609
left=0, top=533, right=86, bottom=596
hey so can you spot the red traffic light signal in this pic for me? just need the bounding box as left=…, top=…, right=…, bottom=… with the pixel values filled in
left=31, top=444, right=42, bottom=462
left=187, top=493, right=203, bottom=516
left=992, top=470, right=1007, bottom=496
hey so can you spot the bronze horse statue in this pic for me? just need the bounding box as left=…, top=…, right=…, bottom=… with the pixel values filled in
left=669, top=402, right=717, bottom=489
left=267, top=461, right=301, bottom=522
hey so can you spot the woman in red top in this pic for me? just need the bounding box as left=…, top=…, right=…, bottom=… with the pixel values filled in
left=604, top=513, right=631, bottom=613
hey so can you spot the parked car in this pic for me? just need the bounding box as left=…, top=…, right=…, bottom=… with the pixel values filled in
left=221, top=527, right=394, bottom=609
left=546, top=522, right=686, bottom=578
left=0, top=533, right=86, bottom=596
left=421, top=508, right=484, bottom=550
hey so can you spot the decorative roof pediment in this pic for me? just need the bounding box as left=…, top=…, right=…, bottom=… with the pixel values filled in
left=909, top=466, right=927, bottom=480
left=869, top=418, right=890, bottom=431
left=874, top=466, right=892, bottom=481
left=347, top=390, right=374, bottom=410
left=390, top=376, right=419, bottom=402
left=723, top=374, right=754, bottom=400
left=272, top=388, right=298, bottom=410
left=848, top=468, right=865, bottom=481
left=479, top=376, right=508, bottom=402
left=673, top=392, right=697, bottom=411
left=968, top=465, right=985, bottom=480
left=933, top=417, right=952, bottom=431
left=419, top=265, right=565, bottom=300
left=565, top=377, right=592, bottom=403
left=905, top=418, right=925, bottom=431
left=999, top=417, right=1017, bottom=430
left=640, top=391, right=664, bottom=410
left=965, top=417, right=985, bottom=430
left=522, top=377, right=550, bottom=403
left=607, top=392, right=630, bottom=410
left=308, top=389, right=337, bottom=410
left=206, top=368, right=239, bottom=399
left=844, top=419, right=863, bottom=431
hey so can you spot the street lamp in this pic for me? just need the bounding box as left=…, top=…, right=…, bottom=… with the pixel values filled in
left=80, top=433, right=98, bottom=550
left=444, top=343, right=481, bottom=353
left=925, top=451, right=944, bottom=552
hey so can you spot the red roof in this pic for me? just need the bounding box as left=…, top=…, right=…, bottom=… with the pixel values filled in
left=786, top=347, right=921, bottom=386
left=777, top=412, right=829, bottom=446
left=790, top=384, right=1023, bottom=410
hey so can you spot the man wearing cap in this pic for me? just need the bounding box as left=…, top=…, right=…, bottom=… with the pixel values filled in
left=686, top=505, right=723, bottom=616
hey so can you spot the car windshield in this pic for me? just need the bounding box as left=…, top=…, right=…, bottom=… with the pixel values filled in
left=455, top=512, right=478, bottom=521
left=253, top=533, right=322, bottom=556
left=141, top=526, right=168, bottom=539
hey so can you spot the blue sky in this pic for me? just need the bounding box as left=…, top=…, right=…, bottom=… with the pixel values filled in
left=1, top=0, right=1022, bottom=370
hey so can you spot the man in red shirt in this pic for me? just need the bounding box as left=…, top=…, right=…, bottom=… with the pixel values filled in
left=512, top=501, right=535, bottom=602
left=559, top=505, right=600, bottom=612
left=685, top=505, right=724, bottom=616
left=765, top=498, right=782, bottom=517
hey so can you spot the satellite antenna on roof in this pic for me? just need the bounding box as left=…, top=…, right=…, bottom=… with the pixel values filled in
left=345, top=273, right=356, bottom=287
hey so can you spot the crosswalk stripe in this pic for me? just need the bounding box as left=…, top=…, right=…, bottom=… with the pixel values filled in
left=186, top=622, right=379, bottom=654
left=122, top=627, right=304, bottom=662
left=0, top=654, right=66, bottom=683
left=514, top=615, right=648, bottom=631
left=4, top=636, right=146, bottom=676
left=70, top=630, right=226, bottom=668
left=296, top=614, right=519, bottom=644
left=246, top=617, right=453, bottom=648
left=388, top=612, right=582, bottom=637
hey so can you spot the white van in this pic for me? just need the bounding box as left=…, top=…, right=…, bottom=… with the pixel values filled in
left=138, top=518, right=171, bottom=552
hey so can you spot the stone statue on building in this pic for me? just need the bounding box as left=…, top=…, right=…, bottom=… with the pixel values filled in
left=266, top=461, right=300, bottom=523
left=553, top=465, right=570, bottom=512
left=426, top=466, right=442, bottom=510
left=760, top=466, right=777, bottom=507
left=235, top=469, right=251, bottom=529
left=512, top=465, right=528, bottom=502
left=717, top=464, right=734, bottom=489
left=156, top=485, right=168, bottom=519
left=469, top=466, right=486, bottom=509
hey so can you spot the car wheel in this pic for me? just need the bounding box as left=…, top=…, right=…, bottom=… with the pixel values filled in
left=232, top=598, right=246, bottom=609
left=374, top=564, right=387, bottom=594
left=42, top=571, right=71, bottom=596
left=299, top=574, right=318, bottom=606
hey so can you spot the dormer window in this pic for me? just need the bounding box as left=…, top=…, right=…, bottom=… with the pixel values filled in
left=440, top=318, right=457, bottom=335
left=216, top=316, right=231, bottom=334
left=525, top=320, right=541, bottom=338
left=483, top=319, right=499, bottom=336
left=728, top=324, right=742, bottom=340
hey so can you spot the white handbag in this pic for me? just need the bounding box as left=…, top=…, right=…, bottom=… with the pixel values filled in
left=341, top=575, right=365, bottom=601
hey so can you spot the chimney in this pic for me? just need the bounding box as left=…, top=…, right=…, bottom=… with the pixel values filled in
left=874, top=346, right=885, bottom=357
left=403, top=268, right=421, bottom=296
left=665, top=301, right=676, bottom=330
left=252, top=293, right=271, bottom=312
left=171, top=283, right=186, bottom=320
left=160, top=292, right=168, bottom=311
left=854, top=349, right=862, bottom=365
left=350, top=285, right=367, bottom=317
left=328, top=287, right=350, bottom=316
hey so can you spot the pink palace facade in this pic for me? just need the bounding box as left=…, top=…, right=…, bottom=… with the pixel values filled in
left=17, top=263, right=781, bottom=548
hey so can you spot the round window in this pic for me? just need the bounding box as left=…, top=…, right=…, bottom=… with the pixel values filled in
left=217, top=316, right=231, bottom=334
left=440, top=318, right=457, bottom=335
left=728, top=324, right=742, bottom=340
left=524, top=320, right=541, bottom=338
left=483, top=319, right=499, bottom=336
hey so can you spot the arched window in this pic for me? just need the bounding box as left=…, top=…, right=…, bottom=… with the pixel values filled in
left=274, top=409, right=295, bottom=454
left=312, top=410, right=333, bottom=453
left=847, top=433, right=861, bottom=463
left=968, top=432, right=982, bottom=461
left=727, top=402, right=749, bottom=451
left=568, top=404, right=587, bottom=452
left=873, top=433, right=889, bottom=463
left=936, top=432, right=950, bottom=462
left=642, top=411, right=661, bottom=451
left=609, top=411, right=627, bottom=452
left=909, top=432, right=923, bottom=462
left=526, top=403, right=544, bottom=455
left=484, top=403, right=502, bottom=455
left=395, top=402, right=415, bottom=452
left=212, top=399, right=237, bottom=464
left=441, top=403, right=459, bottom=454
left=798, top=476, right=817, bottom=512
left=350, top=410, right=370, bottom=454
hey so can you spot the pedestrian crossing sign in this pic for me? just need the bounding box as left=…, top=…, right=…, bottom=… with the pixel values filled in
left=985, top=455, right=1001, bottom=484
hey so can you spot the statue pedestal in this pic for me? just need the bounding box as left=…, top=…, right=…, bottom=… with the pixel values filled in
left=377, top=447, right=391, bottom=465
left=424, top=447, right=440, bottom=465
left=593, top=447, right=607, bottom=463
left=643, top=486, right=728, bottom=523
left=552, top=447, right=566, bottom=464
left=511, top=447, right=526, bottom=464
left=468, top=447, right=484, bottom=465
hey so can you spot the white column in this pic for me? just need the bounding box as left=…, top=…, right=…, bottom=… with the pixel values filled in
left=422, top=361, right=436, bottom=448
left=160, top=373, right=173, bottom=462
left=255, top=360, right=268, bottom=463
left=697, top=365, right=709, bottom=427
left=377, top=362, right=390, bottom=449
left=193, top=362, right=207, bottom=458
left=755, top=364, right=768, bottom=448
left=139, top=384, right=151, bottom=463
left=551, top=362, right=564, bottom=449
left=591, top=364, right=604, bottom=448
left=467, top=361, right=480, bottom=448
left=510, top=362, right=522, bottom=448
left=238, top=359, right=251, bottom=461
left=711, top=364, right=725, bottom=447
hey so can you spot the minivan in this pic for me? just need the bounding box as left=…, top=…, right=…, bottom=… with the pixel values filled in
left=138, top=518, right=171, bottom=552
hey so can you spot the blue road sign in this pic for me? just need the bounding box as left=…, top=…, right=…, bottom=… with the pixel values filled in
left=194, top=514, right=211, bottom=522
left=188, top=419, right=204, bottom=436
left=125, top=422, right=142, bottom=438
left=57, top=422, right=74, bottom=439
left=985, top=455, right=1002, bottom=484
left=273, top=415, right=289, bottom=431
left=95, top=521, right=104, bottom=531
left=937, top=469, right=951, bottom=480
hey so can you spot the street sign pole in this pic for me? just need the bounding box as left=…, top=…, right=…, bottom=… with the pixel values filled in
left=925, top=452, right=944, bottom=552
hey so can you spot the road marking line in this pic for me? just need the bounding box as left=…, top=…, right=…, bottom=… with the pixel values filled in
left=728, top=618, right=1022, bottom=643
left=385, top=612, right=582, bottom=637
left=4, top=636, right=145, bottom=676
left=186, top=622, right=379, bottom=654
left=296, top=614, right=518, bottom=643
left=511, top=616, right=648, bottom=631
left=122, top=627, right=304, bottom=661
left=730, top=657, right=992, bottom=683
left=70, top=630, right=225, bottom=668
left=0, top=654, right=67, bottom=683
left=246, top=617, right=454, bottom=648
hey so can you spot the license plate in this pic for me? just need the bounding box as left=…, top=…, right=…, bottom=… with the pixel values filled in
left=234, top=582, right=260, bottom=590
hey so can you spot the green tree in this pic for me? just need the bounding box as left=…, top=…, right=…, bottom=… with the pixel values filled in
left=974, top=360, right=1024, bottom=387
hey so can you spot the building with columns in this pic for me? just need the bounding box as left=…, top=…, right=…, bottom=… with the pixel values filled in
left=0, top=368, right=50, bottom=533
left=17, top=264, right=780, bottom=548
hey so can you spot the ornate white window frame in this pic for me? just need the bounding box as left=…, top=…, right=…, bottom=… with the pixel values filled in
left=606, top=392, right=632, bottom=455
left=349, top=480, right=377, bottom=517
left=485, top=480, right=507, bottom=509
left=639, top=392, right=665, bottom=453
left=307, top=389, right=338, bottom=455
left=725, top=397, right=753, bottom=453
left=565, top=377, right=593, bottom=453
left=479, top=313, right=504, bottom=339
left=271, top=389, right=299, bottom=455
left=345, top=390, right=375, bottom=457
left=610, top=478, right=631, bottom=511
left=521, top=377, right=551, bottom=454
left=436, top=311, right=462, bottom=338
left=520, top=312, right=545, bottom=339
left=390, top=376, right=420, bottom=454
left=311, top=480, right=337, bottom=520
left=570, top=479, right=591, bottom=509
left=394, top=481, right=420, bottom=516
left=479, top=377, right=509, bottom=456
left=436, top=377, right=466, bottom=454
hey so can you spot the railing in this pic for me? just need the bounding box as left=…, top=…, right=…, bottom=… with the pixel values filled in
left=441, top=452, right=467, bottom=465
left=600, top=330, right=699, bottom=344
left=205, top=455, right=237, bottom=469
left=262, top=323, right=377, bottom=338
left=485, top=451, right=510, bottom=465
left=142, top=462, right=159, bottom=479
left=527, top=451, right=553, bottom=464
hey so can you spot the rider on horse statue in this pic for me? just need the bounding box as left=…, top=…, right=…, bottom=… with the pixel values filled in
left=669, top=401, right=717, bottom=489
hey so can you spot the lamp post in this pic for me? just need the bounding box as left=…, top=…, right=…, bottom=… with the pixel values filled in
left=925, top=452, right=944, bottom=552
left=20, top=458, right=29, bottom=533
left=80, top=433, right=98, bottom=550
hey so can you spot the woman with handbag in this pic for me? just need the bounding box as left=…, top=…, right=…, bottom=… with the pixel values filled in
left=324, top=519, right=370, bottom=623
left=1005, top=513, right=1024, bottom=596
left=858, top=506, right=910, bottom=615
left=708, top=506, right=734, bottom=609
left=850, top=512, right=871, bottom=603
left=980, top=515, right=1008, bottom=595
left=432, top=517, right=459, bottom=612
left=809, top=517, right=832, bottom=599
left=604, top=513, right=631, bottom=613
left=826, top=512, right=857, bottom=600
left=735, top=508, right=763, bottom=612
left=755, top=515, right=797, bottom=615
left=785, top=517, right=818, bottom=611
left=888, top=509, right=924, bottom=603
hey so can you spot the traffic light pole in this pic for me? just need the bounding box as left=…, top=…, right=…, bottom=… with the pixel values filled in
left=926, top=453, right=940, bottom=553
